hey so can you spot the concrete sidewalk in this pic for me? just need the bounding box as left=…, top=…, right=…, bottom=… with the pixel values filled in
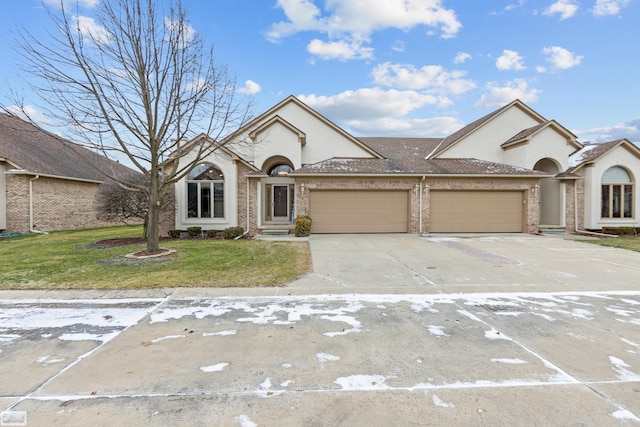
left=1, top=234, right=640, bottom=426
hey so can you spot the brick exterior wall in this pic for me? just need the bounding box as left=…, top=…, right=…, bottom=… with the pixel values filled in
left=295, top=176, right=540, bottom=234
left=4, top=174, right=120, bottom=233
left=236, top=163, right=260, bottom=236
left=158, top=183, right=176, bottom=238
left=564, top=174, right=585, bottom=232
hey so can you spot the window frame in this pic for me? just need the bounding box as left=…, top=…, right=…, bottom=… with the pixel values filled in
left=601, top=167, right=633, bottom=219
left=186, top=163, right=225, bottom=220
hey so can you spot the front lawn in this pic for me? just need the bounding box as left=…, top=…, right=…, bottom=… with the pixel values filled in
left=588, top=236, right=640, bottom=252
left=0, top=226, right=311, bottom=289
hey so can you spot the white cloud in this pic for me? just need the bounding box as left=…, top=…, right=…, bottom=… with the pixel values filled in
left=453, top=52, right=471, bottom=64
left=307, top=38, right=374, bottom=60
left=496, top=50, right=526, bottom=71
left=44, top=0, right=99, bottom=9
left=576, top=117, right=640, bottom=143
left=266, top=0, right=462, bottom=59
left=346, top=116, right=464, bottom=137
left=475, top=79, right=540, bottom=108
left=542, top=46, right=583, bottom=69
left=298, top=87, right=440, bottom=121
left=543, top=0, right=579, bottom=19
left=72, top=15, right=111, bottom=44
left=3, top=105, right=51, bottom=126
left=164, top=17, right=196, bottom=44
left=238, top=80, right=261, bottom=95
left=371, top=62, right=476, bottom=96
left=593, top=0, right=631, bottom=16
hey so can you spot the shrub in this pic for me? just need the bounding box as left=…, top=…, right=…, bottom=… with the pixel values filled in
left=187, top=226, right=202, bottom=237
left=206, top=229, right=219, bottom=238
left=223, top=226, right=244, bottom=240
left=294, top=215, right=312, bottom=237
left=168, top=229, right=181, bottom=238
left=603, top=227, right=637, bottom=236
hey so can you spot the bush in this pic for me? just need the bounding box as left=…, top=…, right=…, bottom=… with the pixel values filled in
left=168, top=229, right=181, bottom=238
left=294, top=215, right=312, bottom=237
left=223, top=226, right=244, bottom=240
left=187, top=226, right=202, bottom=237
left=603, top=227, right=637, bottom=236
left=206, top=229, right=219, bottom=238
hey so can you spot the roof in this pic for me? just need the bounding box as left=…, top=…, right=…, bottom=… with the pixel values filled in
left=0, top=113, right=135, bottom=182
left=292, top=157, right=548, bottom=177
left=501, top=120, right=581, bottom=150
left=426, top=99, right=547, bottom=158
left=567, top=139, right=640, bottom=172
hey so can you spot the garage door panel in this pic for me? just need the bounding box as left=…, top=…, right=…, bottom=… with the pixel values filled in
left=430, top=191, right=523, bottom=233
left=309, top=190, right=408, bottom=233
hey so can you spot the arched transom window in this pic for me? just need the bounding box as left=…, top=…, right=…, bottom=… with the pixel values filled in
left=187, top=163, right=224, bottom=219
left=601, top=166, right=633, bottom=219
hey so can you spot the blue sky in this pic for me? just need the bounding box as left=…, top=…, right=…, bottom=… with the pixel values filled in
left=0, top=0, right=639, bottom=145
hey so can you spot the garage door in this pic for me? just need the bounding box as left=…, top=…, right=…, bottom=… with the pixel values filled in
left=429, top=191, right=524, bottom=232
left=309, top=190, right=409, bottom=233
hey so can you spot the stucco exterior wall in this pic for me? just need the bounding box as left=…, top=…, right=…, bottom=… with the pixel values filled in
left=440, top=108, right=541, bottom=161
left=230, top=100, right=375, bottom=168
left=503, top=128, right=574, bottom=171
left=582, top=147, right=640, bottom=230
left=5, top=174, right=117, bottom=233
left=173, top=148, right=239, bottom=232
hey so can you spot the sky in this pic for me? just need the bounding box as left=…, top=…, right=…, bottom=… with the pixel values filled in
left=0, top=0, right=638, bottom=145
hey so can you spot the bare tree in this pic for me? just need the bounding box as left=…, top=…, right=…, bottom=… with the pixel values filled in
left=12, top=0, right=253, bottom=252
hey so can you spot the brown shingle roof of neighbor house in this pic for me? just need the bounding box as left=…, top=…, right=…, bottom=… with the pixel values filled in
left=0, top=113, right=135, bottom=182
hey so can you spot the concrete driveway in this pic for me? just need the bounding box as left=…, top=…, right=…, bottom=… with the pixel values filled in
left=290, top=233, right=640, bottom=294
left=1, top=234, right=640, bottom=426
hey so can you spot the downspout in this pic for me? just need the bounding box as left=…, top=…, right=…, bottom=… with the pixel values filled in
left=29, top=175, right=47, bottom=234
left=573, top=180, right=617, bottom=238
left=235, top=177, right=251, bottom=240
left=419, top=176, right=425, bottom=235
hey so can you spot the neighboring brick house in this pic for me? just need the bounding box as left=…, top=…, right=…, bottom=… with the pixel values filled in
left=162, top=96, right=640, bottom=236
left=0, top=113, right=136, bottom=233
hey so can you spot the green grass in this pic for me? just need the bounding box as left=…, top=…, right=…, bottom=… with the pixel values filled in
left=0, top=226, right=311, bottom=289
left=587, top=236, right=640, bottom=253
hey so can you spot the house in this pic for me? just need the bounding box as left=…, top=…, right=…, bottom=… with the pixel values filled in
left=162, top=96, right=640, bottom=236
left=0, top=113, right=136, bottom=233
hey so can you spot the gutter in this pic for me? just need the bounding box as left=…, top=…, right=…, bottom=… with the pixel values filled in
left=6, top=169, right=103, bottom=184
left=29, top=175, right=47, bottom=234
left=288, top=173, right=553, bottom=179
left=419, top=176, right=425, bottom=234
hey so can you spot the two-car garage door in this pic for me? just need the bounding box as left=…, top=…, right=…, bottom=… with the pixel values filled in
left=309, top=190, right=409, bottom=233
left=308, top=189, right=524, bottom=233
left=429, top=190, right=524, bottom=233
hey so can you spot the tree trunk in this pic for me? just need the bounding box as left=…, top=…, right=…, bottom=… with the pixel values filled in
left=146, top=171, right=160, bottom=253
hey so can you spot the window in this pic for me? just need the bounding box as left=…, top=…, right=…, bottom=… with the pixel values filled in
left=601, top=166, right=633, bottom=219
left=268, top=164, right=293, bottom=177
left=187, top=163, right=224, bottom=219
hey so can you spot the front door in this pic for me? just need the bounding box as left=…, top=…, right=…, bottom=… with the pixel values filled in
left=264, top=180, right=295, bottom=223
left=273, top=185, right=289, bottom=219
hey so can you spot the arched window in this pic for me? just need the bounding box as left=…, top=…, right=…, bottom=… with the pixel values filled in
left=268, top=164, right=293, bottom=177
left=601, top=166, right=633, bottom=219
left=187, top=163, right=224, bottom=219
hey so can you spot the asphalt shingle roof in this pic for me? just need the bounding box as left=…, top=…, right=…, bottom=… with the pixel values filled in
left=0, top=113, right=135, bottom=181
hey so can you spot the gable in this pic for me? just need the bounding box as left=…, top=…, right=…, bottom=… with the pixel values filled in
left=435, top=102, right=544, bottom=162
left=227, top=96, right=381, bottom=171
left=501, top=121, right=581, bottom=170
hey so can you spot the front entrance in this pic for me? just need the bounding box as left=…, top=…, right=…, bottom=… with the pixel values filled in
left=264, top=180, right=295, bottom=223
left=534, top=158, right=562, bottom=226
